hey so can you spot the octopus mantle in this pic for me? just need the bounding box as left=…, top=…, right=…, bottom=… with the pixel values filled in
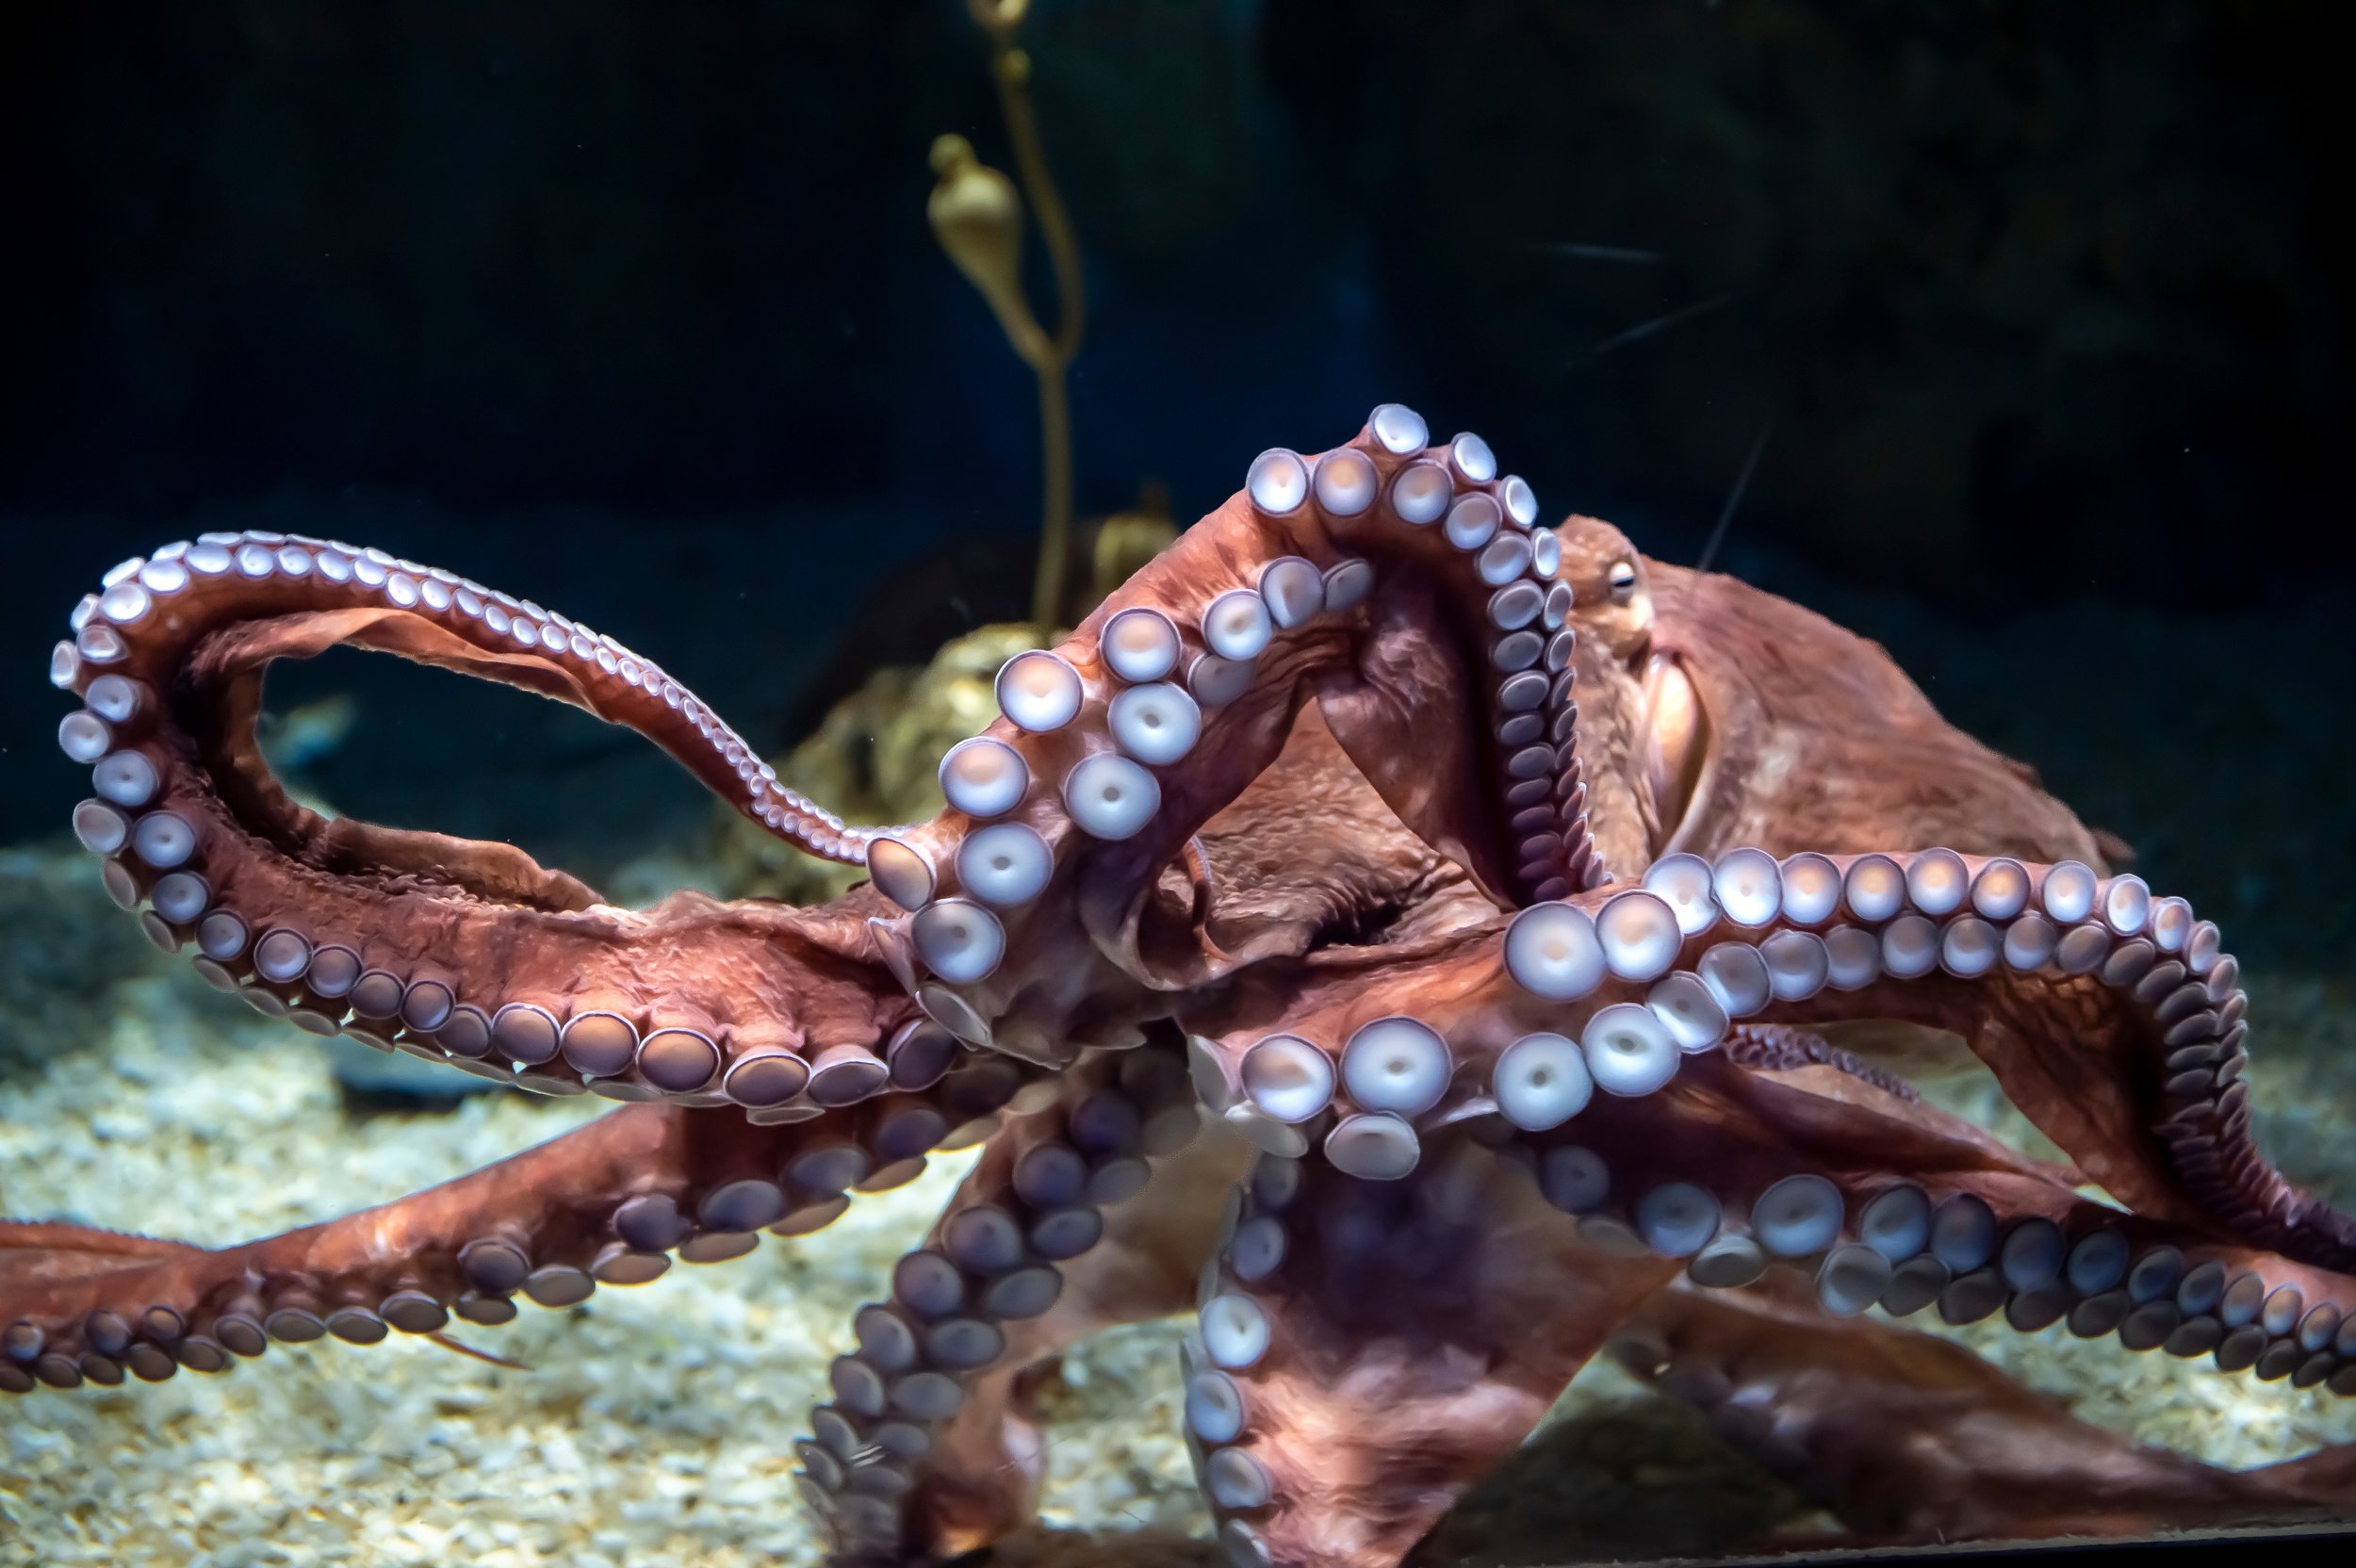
left=8, top=406, right=2356, bottom=1566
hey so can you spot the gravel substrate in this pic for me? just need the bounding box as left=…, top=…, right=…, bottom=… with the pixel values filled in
left=3, top=858, right=2352, bottom=1566
left=0, top=949, right=1208, bottom=1568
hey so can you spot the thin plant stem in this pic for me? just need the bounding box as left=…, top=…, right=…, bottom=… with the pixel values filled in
left=990, top=52, right=1086, bottom=365
left=966, top=2, right=1084, bottom=629
left=1035, top=364, right=1073, bottom=633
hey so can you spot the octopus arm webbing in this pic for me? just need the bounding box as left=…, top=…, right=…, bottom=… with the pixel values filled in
left=1186, top=1135, right=1680, bottom=1568
left=52, top=534, right=874, bottom=880
left=1614, top=1280, right=2352, bottom=1544
left=0, top=1070, right=1045, bottom=1395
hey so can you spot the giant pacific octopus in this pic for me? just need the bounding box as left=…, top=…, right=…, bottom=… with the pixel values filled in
left=10, top=406, right=2356, bottom=1567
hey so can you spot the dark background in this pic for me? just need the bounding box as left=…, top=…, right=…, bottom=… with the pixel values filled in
left=2, top=1, right=2348, bottom=958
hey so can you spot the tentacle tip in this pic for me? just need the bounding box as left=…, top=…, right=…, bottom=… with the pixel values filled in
left=427, top=1331, right=532, bottom=1372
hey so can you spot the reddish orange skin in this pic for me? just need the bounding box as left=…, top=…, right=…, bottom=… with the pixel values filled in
left=8, top=420, right=2349, bottom=1565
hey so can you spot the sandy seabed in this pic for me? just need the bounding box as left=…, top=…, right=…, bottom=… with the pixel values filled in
left=0, top=963, right=1216, bottom=1568
left=4, top=863, right=2353, bottom=1568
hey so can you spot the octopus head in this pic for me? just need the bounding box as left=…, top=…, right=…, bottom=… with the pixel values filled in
left=1557, top=514, right=1657, bottom=666
left=1551, top=516, right=1705, bottom=863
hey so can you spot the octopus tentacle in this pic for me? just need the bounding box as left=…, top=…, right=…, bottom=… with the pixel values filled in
left=47, top=532, right=957, bottom=1108
left=880, top=1119, right=1249, bottom=1565
left=1720, top=1021, right=1922, bottom=1102
left=88, top=824, right=914, bottom=1111
left=1192, top=847, right=2349, bottom=1271
left=0, top=1069, right=1036, bottom=1396
left=1174, top=1019, right=2353, bottom=1566
left=1183, top=1135, right=1677, bottom=1568
left=1612, top=1278, right=2356, bottom=1544
left=1186, top=839, right=2356, bottom=1388
left=861, top=414, right=1590, bottom=1041
left=795, top=1047, right=1213, bottom=1563
left=1509, top=1058, right=2356, bottom=1392
left=55, top=532, right=871, bottom=867
left=1713, top=851, right=2351, bottom=1274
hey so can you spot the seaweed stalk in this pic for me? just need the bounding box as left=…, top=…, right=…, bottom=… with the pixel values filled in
left=926, top=0, right=1087, bottom=630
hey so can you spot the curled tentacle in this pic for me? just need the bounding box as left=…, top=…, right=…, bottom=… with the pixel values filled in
left=798, top=1045, right=1238, bottom=1565
left=1728, top=852, right=2352, bottom=1274
left=74, top=844, right=916, bottom=1112
left=1188, top=849, right=2353, bottom=1275
left=855, top=415, right=1599, bottom=1048
left=48, top=533, right=953, bottom=1108
left=1512, top=1058, right=2356, bottom=1394
left=0, top=1061, right=1038, bottom=1396
left=55, top=533, right=871, bottom=868
left=1182, top=845, right=2356, bottom=1401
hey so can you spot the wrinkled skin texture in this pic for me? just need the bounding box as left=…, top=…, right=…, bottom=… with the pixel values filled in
left=1612, top=1273, right=2356, bottom=1548
left=9, top=414, right=2354, bottom=1567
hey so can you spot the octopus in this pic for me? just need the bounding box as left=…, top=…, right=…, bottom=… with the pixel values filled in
left=8, top=404, right=2355, bottom=1568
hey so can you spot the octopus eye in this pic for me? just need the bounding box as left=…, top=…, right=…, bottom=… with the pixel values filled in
left=1608, top=561, right=1639, bottom=603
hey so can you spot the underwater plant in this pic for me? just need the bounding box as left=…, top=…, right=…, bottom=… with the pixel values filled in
left=926, top=0, right=1087, bottom=633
